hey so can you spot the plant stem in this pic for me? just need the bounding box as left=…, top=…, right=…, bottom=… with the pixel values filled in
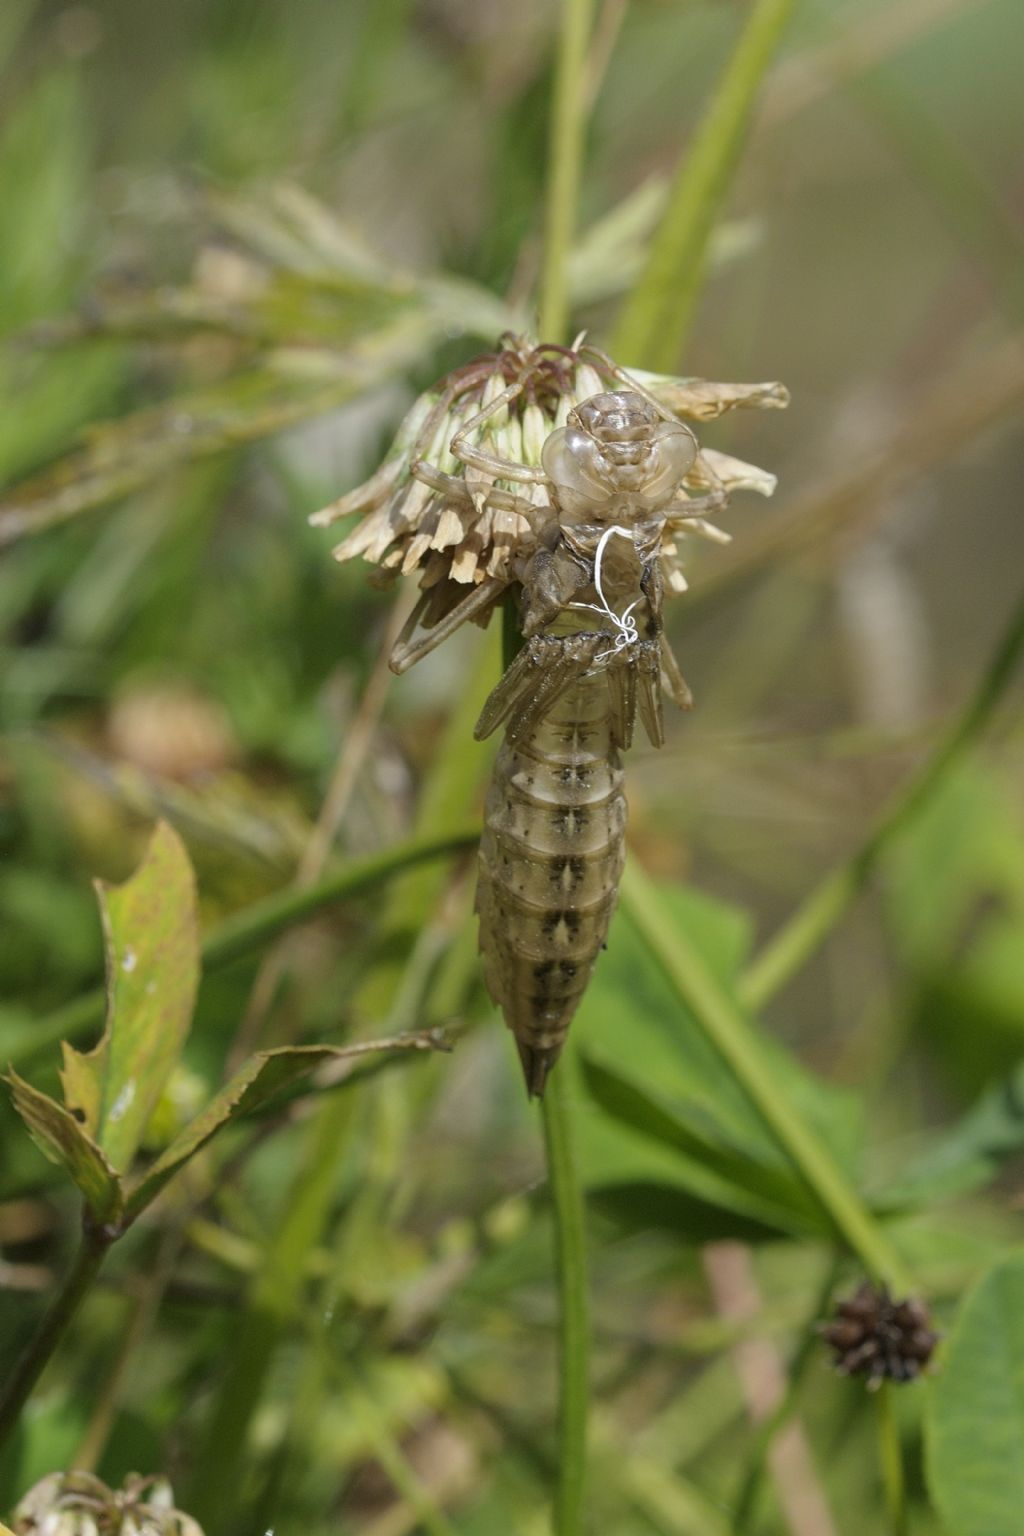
left=740, top=588, right=1024, bottom=1013
left=12, top=827, right=478, bottom=1068
left=876, top=1383, right=909, bottom=1536
left=0, top=1218, right=112, bottom=1453
left=542, top=1065, right=591, bottom=1536
left=620, top=860, right=913, bottom=1292
left=531, top=18, right=594, bottom=1507
left=539, top=0, right=596, bottom=342
left=227, top=589, right=415, bottom=1071
left=612, top=0, right=796, bottom=369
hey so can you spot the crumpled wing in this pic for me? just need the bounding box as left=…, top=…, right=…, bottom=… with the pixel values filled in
left=474, top=633, right=603, bottom=746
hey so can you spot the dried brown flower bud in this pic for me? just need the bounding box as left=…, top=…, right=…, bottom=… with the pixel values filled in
left=10, top=1473, right=203, bottom=1536
left=821, top=1282, right=938, bottom=1387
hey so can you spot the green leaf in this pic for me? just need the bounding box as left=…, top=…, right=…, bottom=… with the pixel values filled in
left=611, top=0, right=796, bottom=368
left=926, top=1249, right=1024, bottom=1536
left=580, top=1055, right=832, bottom=1237
left=881, top=1061, right=1024, bottom=1209
left=60, top=821, right=199, bottom=1174
left=0, top=1009, right=39, bottom=1066
left=575, top=883, right=863, bottom=1240
left=884, top=762, right=1024, bottom=970
left=124, top=1032, right=445, bottom=1222
left=4, top=1069, right=122, bottom=1226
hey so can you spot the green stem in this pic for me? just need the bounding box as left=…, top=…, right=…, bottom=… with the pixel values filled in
left=612, top=0, right=796, bottom=369
left=539, top=0, right=596, bottom=342
left=13, top=828, right=478, bottom=1068
left=206, top=830, right=476, bottom=967
left=740, top=589, right=1024, bottom=1013
left=876, top=1383, right=909, bottom=1536
left=542, top=1065, right=591, bottom=1536
left=0, top=1218, right=112, bottom=1453
left=619, top=860, right=913, bottom=1292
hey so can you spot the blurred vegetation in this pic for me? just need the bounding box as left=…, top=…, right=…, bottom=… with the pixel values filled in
left=1, top=1, right=1023, bottom=1534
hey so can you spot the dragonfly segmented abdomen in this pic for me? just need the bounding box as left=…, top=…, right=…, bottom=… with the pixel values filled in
left=477, top=668, right=627, bottom=1097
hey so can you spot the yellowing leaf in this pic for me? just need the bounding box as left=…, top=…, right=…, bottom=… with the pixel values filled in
left=5, top=1069, right=122, bottom=1227
left=61, top=821, right=199, bottom=1174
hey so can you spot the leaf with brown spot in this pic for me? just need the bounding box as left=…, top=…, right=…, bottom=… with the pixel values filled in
left=5, top=1070, right=123, bottom=1227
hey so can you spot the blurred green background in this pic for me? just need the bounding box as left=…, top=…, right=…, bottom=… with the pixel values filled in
left=1, top=1, right=1023, bottom=1533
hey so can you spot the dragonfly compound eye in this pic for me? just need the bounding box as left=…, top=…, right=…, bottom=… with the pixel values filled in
left=541, top=423, right=613, bottom=510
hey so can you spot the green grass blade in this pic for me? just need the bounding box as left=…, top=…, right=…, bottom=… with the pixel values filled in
left=619, top=859, right=913, bottom=1291
left=542, top=1065, right=591, bottom=1536
left=612, top=0, right=796, bottom=370
left=539, top=0, right=596, bottom=343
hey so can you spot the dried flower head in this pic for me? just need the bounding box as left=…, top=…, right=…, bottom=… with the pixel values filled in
left=312, top=332, right=786, bottom=644
left=821, top=1282, right=939, bottom=1386
left=10, top=1473, right=203, bottom=1536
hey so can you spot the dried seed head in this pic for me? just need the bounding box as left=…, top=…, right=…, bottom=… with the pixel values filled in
left=311, top=333, right=786, bottom=621
left=821, top=1283, right=939, bottom=1387
left=9, top=1473, right=204, bottom=1536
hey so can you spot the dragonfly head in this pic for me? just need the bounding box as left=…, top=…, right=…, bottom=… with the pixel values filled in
left=541, top=390, right=697, bottom=523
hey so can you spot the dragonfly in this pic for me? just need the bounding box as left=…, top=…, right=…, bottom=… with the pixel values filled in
left=314, top=336, right=786, bottom=1095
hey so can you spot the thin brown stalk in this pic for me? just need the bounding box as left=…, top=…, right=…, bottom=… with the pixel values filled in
left=227, top=587, right=414, bottom=1070
left=71, top=1223, right=185, bottom=1473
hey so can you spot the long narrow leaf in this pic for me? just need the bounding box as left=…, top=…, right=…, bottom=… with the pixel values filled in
left=612, top=0, right=796, bottom=369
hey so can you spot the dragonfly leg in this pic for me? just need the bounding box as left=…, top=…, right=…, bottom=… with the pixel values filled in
left=660, top=636, right=694, bottom=711
left=450, top=384, right=550, bottom=485
left=389, top=576, right=509, bottom=675
left=520, top=545, right=589, bottom=636
left=474, top=632, right=603, bottom=743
